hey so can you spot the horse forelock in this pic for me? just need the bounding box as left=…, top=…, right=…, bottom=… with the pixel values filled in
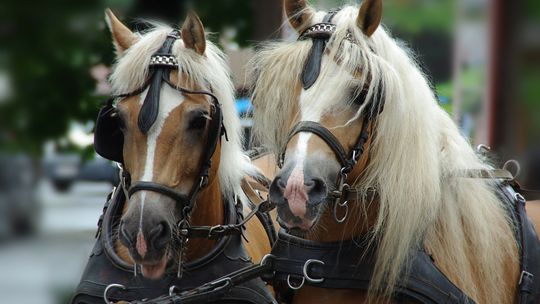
left=251, top=5, right=518, bottom=302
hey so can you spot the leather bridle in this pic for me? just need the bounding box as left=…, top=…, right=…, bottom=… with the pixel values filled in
left=96, top=31, right=232, bottom=277
left=278, top=10, right=382, bottom=222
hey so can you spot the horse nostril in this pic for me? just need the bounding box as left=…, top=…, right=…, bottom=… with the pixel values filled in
left=276, top=176, right=286, bottom=190
left=269, top=176, right=288, bottom=206
left=306, top=178, right=327, bottom=205
left=149, top=222, right=171, bottom=249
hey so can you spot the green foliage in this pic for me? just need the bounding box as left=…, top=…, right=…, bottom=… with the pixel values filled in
left=0, top=0, right=110, bottom=155
left=0, top=0, right=255, bottom=155
left=193, top=0, right=253, bottom=47
left=383, top=0, right=454, bottom=34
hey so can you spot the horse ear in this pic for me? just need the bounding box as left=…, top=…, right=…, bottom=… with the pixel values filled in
left=181, top=12, right=206, bottom=55
left=284, top=0, right=314, bottom=32
left=357, top=0, right=383, bottom=37
left=105, top=9, right=139, bottom=56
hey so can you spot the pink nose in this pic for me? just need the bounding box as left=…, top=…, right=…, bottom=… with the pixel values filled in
left=284, top=167, right=309, bottom=217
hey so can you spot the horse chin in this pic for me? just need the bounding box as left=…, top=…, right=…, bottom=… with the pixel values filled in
left=278, top=216, right=318, bottom=233
left=140, top=254, right=168, bottom=279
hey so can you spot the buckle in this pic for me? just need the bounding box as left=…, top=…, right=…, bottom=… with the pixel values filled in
left=519, top=270, right=534, bottom=285
left=303, top=259, right=325, bottom=283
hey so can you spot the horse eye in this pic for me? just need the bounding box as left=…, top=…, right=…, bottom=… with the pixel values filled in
left=352, top=87, right=368, bottom=106
left=111, top=110, right=126, bottom=131
left=188, top=113, right=208, bottom=130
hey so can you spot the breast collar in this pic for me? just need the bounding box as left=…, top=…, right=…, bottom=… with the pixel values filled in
left=72, top=185, right=276, bottom=304
left=270, top=229, right=474, bottom=303
left=268, top=181, right=540, bottom=304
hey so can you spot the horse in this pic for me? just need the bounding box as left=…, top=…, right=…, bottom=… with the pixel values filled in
left=250, top=0, right=540, bottom=303
left=72, top=9, right=276, bottom=304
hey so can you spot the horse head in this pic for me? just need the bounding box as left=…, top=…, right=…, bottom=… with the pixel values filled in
left=99, top=9, right=248, bottom=279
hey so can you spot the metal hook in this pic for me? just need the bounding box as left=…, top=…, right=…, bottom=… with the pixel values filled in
left=476, top=144, right=491, bottom=154
left=169, top=285, right=180, bottom=296
left=104, top=284, right=126, bottom=304
left=260, top=254, right=275, bottom=266
left=287, top=275, right=305, bottom=290
left=503, top=159, right=521, bottom=180
left=333, top=200, right=349, bottom=223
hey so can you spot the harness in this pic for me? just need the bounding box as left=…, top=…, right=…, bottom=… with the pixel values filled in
left=118, top=177, right=540, bottom=304
left=75, top=13, right=540, bottom=304
left=73, top=31, right=276, bottom=304
left=272, top=9, right=540, bottom=303
left=71, top=183, right=276, bottom=304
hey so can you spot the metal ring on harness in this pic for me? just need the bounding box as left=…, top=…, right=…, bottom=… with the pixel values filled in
left=260, top=254, right=275, bottom=266
left=104, top=283, right=126, bottom=304
left=169, top=285, right=180, bottom=296
left=287, top=274, right=305, bottom=290
left=503, top=159, right=521, bottom=180
left=476, top=144, right=491, bottom=154
left=333, top=199, right=349, bottom=223
left=303, top=259, right=325, bottom=283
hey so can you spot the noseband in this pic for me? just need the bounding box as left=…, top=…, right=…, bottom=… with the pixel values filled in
left=278, top=10, right=383, bottom=222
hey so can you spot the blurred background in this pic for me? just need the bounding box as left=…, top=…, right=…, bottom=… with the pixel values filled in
left=0, top=0, right=538, bottom=303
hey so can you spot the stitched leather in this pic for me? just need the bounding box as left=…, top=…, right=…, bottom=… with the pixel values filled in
left=71, top=186, right=276, bottom=304
left=270, top=230, right=475, bottom=304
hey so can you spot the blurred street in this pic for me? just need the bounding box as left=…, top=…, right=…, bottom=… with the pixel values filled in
left=0, top=181, right=113, bottom=304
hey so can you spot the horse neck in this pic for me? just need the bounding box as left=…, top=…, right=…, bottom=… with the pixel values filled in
left=184, top=177, right=224, bottom=261
left=312, top=198, right=379, bottom=242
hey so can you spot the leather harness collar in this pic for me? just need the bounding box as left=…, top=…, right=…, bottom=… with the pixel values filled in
left=72, top=180, right=277, bottom=304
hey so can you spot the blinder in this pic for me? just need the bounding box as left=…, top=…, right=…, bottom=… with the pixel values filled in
left=94, top=98, right=124, bottom=163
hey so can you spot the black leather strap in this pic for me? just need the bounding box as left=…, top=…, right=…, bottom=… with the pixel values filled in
left=128, top=182, right=189, bottom=205
left=72, top=184, right=277, bottom=304
left=500, top=185, right=540, bottom=303
left=301, top=10, right=339, bottom=89
left=270, top=230, right=474, bottom=303
left=138, top=33, right=179, bottom=134
left=286, top=121, right=351, bottom=169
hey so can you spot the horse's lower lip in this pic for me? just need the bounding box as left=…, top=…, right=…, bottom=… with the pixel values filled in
left=140, top=255, right=168, bottom=279
left=278, top=217, right=315, bottom=231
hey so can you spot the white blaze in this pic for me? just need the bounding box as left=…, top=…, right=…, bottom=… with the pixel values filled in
left=137, top=85, right=185, bottom=230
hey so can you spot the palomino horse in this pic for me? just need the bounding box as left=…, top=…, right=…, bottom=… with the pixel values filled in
left=251, top=0, right=540, bottom=303
left=72, top=10, right=276, bottom=304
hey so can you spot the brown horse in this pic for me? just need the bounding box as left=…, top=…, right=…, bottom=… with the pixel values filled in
left=89, top=9, right=276, bottom=302
left=251, top=0, right=540, bottom=303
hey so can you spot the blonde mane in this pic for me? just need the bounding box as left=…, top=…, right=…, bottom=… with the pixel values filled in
left=110, top=24, right=256, bottom=202
left=251, top=6, right=518, bottom=303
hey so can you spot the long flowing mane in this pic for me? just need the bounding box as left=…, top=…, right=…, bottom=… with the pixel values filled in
left=109, top=24, right=256, bottom=202
left=251, top=6, right=518, bottom=303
